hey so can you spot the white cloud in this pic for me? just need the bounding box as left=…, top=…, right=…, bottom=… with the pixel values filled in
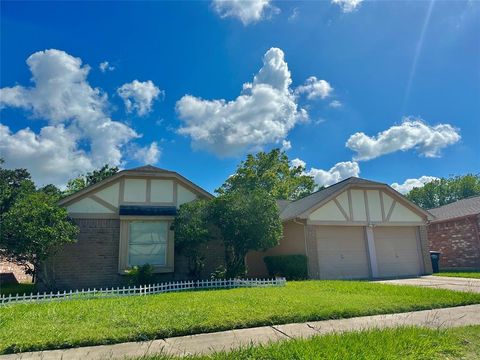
left=0, top=124, right=93, bottom=186
left=332, top=0, right=363, bottom=13
left=176, top=47, right=307, bottom=156
left=329, top=100, right=342, bottom=108
left=117, top=80, right=162, bottom=116
left=0, top=49, right=145, bottom=186
left=281, top=139, right=291, bottom=151
left=130, top=142, right=161, bottom=164
left=212, top=0, right=278, bottom=25
left=288, top=7, right=300, bottom=22
left=99, top=61, right=115, bottom=72
left=291, top=158, right=360, bottom=188
left=296, top=76, right=333, bottom=100
left=346, top=118, right=461, bottom=161
left=391, top=176, right=438, bottom=194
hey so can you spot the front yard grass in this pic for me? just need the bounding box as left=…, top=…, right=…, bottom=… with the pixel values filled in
left=434, top=270, right=480, bottom=279
left=1, top=280, right=480, bottom=354
left=142, top=325, right=480, bottom=360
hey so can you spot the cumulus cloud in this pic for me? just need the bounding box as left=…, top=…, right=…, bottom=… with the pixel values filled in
left=0, top=49, right=145, bottom=186
left=332, top=0, right=363, bottom=13
left=281, top=139, right=291, bottom=151
left=296, top=76, right=333, bottom=100
left=212, top=0, right=278, bottom=25
left=117, top=80, right=162, bottom=116
left=391, top=176, right=438, bottom=194
left=346, top=118, right=461, bottom=161
left=176, top=47, right=307, bottom=156
left=99, top=61, right=115, bottom=72
left=130, top=142, right=161, bottom=164
left=291, top=158, right=360, bottom=188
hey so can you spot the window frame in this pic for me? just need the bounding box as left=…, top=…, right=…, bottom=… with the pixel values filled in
left=118, top=216, right=175, bottom=274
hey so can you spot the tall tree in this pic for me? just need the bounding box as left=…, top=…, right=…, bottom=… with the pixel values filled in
left=173, top=199, right=213, bottom=278
left=0, top=159, right=35, bottom=214
left=64, top=164, right=119, bottom=196
left=0, top=192, right=79, bottom=285
left=210, top=189, right=283, bottom=278
left=216, top=149, right=315, bottom=200
left=406, top=174, right=480, bottom=209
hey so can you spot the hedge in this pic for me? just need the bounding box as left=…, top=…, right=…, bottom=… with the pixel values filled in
left=263, top=254, right=308, bottom=280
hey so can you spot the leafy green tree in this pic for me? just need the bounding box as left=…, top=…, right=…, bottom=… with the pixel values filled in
left=0, top=192, right=79, bottom=285
left=216, top=149, right=315, bottom=200
left=406, top=174, right=480, bottom=209
left=64, top=164, right=119, bottom=196
left=0, top=159, right=35, bottom=214
left=173, top=199, right=212, bottom=278
left=38, top=184, right=63, bottom=200
left=210, top=189, right=283, bottom=278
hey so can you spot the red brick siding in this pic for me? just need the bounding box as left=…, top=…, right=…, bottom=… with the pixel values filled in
left=39, top=218, right=224, bottom=291
left=427, top=215, right=480, bottom=269
left=0, top=258, right=32, bottom=284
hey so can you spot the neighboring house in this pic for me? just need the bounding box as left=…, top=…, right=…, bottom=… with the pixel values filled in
left=39, top=165, right=223, bottom=290
left=427, top=196, right=480, bottom=269
left=0, top=257, right=32, bottom=284
left=247, top=177, right=434, bottom=279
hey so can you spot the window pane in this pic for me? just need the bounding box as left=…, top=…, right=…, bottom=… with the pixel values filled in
left=128, top=221, right=168, bottom=266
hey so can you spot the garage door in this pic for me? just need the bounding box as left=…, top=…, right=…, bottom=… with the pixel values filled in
left=316, top=226, right=370, bottom=279
left=374, top=226, right=422, bottom=278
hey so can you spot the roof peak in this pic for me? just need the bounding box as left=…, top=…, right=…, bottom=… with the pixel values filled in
left=125, top=165, right=172, bottom=173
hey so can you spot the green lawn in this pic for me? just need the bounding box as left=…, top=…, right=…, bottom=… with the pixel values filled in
left=434, top=270, right=480, bottom=279
left=1, top=281, right=480, bottom=354
left=142, top=326, right=480, bottom=360
left=0, top=283, right=36, bottom=297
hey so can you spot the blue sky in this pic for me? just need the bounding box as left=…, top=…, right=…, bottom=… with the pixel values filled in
left=1, top=0, right=479, bottom=194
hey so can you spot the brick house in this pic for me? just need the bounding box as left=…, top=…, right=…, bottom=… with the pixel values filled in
left=39, top=165, right=224, bottom=290
left=427, top=196, right=480, bottom=270
left=0, top=257, right=32, bottom=284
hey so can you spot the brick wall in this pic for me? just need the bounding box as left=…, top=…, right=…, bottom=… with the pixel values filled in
left=427, top=215, right=480, bottom=269
left=0, top=258, right=32, bottom=284
left=39, top=218, right=225, bottom=291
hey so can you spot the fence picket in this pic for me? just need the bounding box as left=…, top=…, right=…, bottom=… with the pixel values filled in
left=0, top=277, right=286, bottom=305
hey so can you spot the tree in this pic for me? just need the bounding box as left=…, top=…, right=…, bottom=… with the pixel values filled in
left=210, top=189, right=283, bottom=278
left=173, top=199, right=212, bottom=278
left=38, top=184, right=63, bottom=200
left=64, top=164, right=119, bottom=196
left=406, top=174, right=480, bottom=209
left=216, top=149, right=315, bottom=200
left=0, top=159, right=35, bottom=214
left=0, top=192, right=79, bottom=286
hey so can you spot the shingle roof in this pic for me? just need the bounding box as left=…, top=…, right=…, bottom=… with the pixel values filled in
left=428, top=196, right=480, bottom=222
left=279, top=177, right=387, bottom=221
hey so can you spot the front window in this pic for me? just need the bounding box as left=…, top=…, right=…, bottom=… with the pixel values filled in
left=128, top=221, right=168, bottom=266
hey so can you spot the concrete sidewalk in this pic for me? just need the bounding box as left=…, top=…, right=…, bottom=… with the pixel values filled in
left=2, top=304, right=479, bottom=360
left=376, top=275, right=480, bottom=293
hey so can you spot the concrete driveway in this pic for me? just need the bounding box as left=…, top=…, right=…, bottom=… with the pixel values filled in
left=376, top=275, right=480, bottom=293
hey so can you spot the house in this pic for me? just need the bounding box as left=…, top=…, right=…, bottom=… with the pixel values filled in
left=39, top=165, right=223, bottom=290
left=427, top=196, right=480, bottom=270
left=247, top=177, right=434, bottom=279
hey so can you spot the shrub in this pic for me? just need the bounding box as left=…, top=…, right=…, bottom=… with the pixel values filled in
left=264, top=255, right=308, bottom=280
left=125, top=264, right=155, bottom=285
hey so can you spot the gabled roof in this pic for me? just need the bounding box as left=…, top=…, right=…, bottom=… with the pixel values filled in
left=428, top=196, right=480, bottom=223
left=280, top=177, right=432, bottom=221
left=59, top=165, right=213, bottom=206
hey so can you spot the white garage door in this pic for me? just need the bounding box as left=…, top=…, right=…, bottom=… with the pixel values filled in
left=316, top=226, right=370, bottom=279
left=374, top=226, right=422, bottom=278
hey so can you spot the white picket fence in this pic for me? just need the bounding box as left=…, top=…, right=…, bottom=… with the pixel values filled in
left=0, top=277, right=286, bottom=305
